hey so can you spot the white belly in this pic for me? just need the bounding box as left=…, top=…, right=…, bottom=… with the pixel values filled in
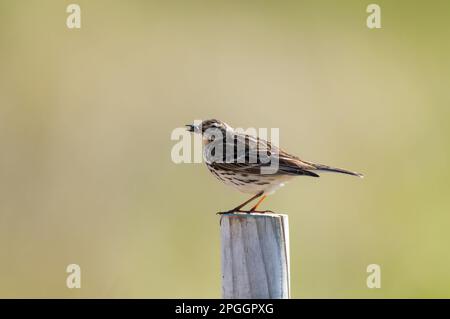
left=207, top=165, right=293, bottom=195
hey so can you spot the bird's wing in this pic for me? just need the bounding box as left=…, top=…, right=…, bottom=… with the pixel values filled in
left=277, top=151, right=320, bottom=177
left=206, top=133, right=319, bottom=177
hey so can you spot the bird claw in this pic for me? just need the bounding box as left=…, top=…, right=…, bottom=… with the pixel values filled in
left=216, top=209, right=249, bottom=215
left=217, top=209, right=274, bottom=215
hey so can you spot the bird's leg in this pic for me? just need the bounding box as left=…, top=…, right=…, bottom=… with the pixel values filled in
left=248, top=195, right=267, bottom=213
left=217, top=192, right=264, bottom=215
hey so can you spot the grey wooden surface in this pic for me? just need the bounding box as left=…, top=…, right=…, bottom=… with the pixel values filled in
left=220, top=213, right=290, bottom=299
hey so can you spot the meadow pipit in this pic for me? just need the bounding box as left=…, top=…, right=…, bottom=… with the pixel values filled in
left=186, top=119, right=363, bottom=214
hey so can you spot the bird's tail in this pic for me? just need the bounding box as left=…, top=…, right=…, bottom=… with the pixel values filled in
left=309, top=162, right=364, bottom=178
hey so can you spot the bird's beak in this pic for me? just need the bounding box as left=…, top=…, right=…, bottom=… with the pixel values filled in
left=186, top=124, right=197, bottom=133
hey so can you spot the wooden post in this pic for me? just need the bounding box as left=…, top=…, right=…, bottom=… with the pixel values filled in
left=220, top=213, right=290, bottom=299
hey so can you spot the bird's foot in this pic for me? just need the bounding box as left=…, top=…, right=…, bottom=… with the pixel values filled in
left=217, top=209, right=274, bottom=215
left=248, top=210, right=275, bottom=214
left=216, top=209, right=249, bottom=215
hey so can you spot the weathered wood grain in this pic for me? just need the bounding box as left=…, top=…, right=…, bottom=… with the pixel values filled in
left=220, top=213, right=290, bottom=299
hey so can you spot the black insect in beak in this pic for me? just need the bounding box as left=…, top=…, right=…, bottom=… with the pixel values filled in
left=186, top=124, right=197, bottom=133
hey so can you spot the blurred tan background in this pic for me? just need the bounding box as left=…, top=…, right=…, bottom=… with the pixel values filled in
left=0, top=0, right=449, bottom=298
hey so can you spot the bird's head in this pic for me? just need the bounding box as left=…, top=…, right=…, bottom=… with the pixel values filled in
left=186, top=119, right=231, bottom=142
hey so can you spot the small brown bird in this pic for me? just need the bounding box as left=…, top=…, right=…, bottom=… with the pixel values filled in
left=186, top=119, right=363, bottom=214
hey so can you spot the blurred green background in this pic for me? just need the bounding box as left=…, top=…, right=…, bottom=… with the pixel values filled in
left=0, top=0, right=449, bottom=298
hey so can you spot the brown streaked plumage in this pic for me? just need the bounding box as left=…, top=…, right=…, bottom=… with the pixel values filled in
left=186, top=119, right=363, bottom=214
